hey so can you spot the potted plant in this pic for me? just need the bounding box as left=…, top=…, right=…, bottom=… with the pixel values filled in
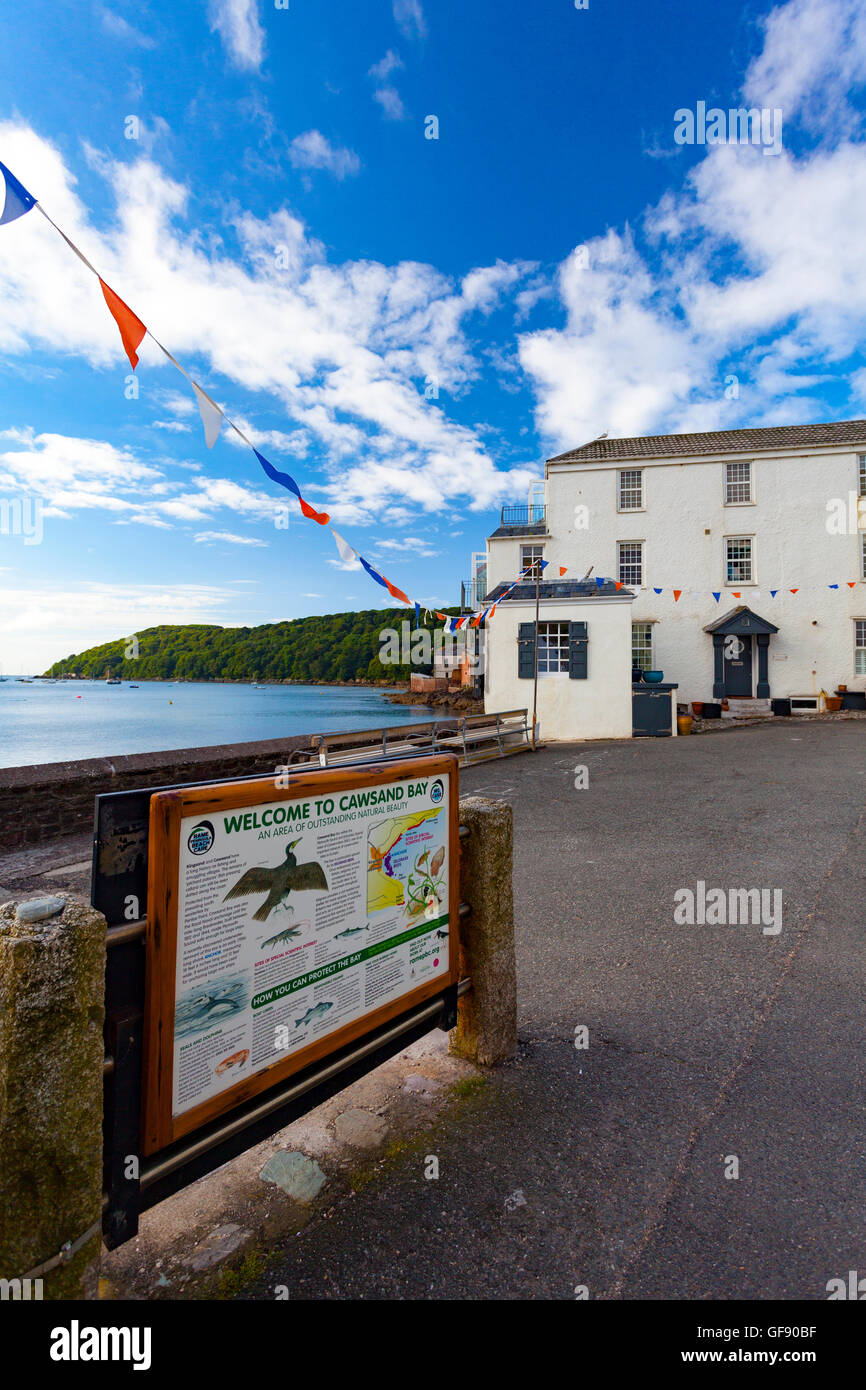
left=677, top=712, right=694, bottom=735
left=691, top=701, right=704, bottom=717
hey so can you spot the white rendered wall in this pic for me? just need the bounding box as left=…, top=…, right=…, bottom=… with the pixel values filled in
left=484, top=596, right=634, bottom=740
left=488, top=449, right=866, bottom=704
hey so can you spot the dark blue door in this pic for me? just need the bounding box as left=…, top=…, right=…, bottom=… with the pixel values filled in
left=724, top=636, right=752, bottom=697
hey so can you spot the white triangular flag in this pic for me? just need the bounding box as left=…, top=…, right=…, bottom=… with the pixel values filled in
left=330, top=527, right=358, bottom=566
left=192, top=382, right=223, bottom=449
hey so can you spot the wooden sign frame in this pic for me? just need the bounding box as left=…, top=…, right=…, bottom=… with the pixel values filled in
left=142, top=755, right=460, bottom=1155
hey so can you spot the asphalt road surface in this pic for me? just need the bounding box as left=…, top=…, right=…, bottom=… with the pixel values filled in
left=245, top=720, right=866, bottom=1299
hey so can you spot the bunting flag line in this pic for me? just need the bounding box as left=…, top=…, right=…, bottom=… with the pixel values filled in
left=1, top=156, right=335, bottom=537
left=3, top=154, right=864, bottom=632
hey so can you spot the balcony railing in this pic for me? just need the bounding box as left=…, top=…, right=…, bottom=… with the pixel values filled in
left=500, top=505, right=546, bottom=528
left=461, top=576, right=488, bottom=610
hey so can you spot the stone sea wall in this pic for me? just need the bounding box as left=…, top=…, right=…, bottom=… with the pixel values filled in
left=0, top=735, right=315, bottom=849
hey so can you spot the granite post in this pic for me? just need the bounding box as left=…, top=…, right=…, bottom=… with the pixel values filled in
left=450, top=796, right=517, bottom=1066
left=0, top=896, right=106, bottom=1299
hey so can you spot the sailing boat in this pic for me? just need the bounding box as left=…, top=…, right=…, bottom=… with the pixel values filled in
left=105, top=664, right=122, bottom=685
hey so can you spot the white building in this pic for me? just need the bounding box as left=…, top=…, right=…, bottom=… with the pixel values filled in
left=479, top=419, right=866, bottom=735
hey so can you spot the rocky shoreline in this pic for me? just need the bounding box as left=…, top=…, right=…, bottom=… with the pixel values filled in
left=385, top=688, right=484, bottom=714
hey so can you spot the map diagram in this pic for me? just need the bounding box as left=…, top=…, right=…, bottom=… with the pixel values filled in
left=367, top=808, right=446, bottom=920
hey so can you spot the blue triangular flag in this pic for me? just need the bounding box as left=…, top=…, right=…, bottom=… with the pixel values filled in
left=595, top=576, right=605, bottom=589
left=828, top=583, right=839, bottom=590
left=0, top=160, right=37, bottom=226
left=712, top=592, right=720, bottom=602
left=654, top=587, right=663, bottom=595
left=770, top=589, right=778, bottom=597
left=254, top=448, right=300, bottom=500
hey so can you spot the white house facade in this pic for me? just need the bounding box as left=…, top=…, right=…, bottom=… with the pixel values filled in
left=481, top=579, right=638, bottom=741
left=481, top=419, right=866, bottom=722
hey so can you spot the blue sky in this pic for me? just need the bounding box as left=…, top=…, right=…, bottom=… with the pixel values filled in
left=1, top=0, right=866, bottom=669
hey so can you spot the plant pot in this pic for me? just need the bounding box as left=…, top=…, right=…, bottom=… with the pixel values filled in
left=824, top=697, right=842, bottom=712
left=838, top=684, right=847, bottom=692
left=677, top=714, right=693, bottom=736
left=643, top=670, right=664, bottom=683
left=691, top=702, right=704, bottom=717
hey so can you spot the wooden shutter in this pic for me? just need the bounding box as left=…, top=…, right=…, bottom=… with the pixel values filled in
left=569, top=621, right=588, bottom=680
left=517, top=622, right=535, bottom=679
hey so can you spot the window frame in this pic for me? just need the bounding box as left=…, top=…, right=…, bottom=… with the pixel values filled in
left=631, top=621, right=654, bottom=671
left=724, top=459, right=754, bottom=506
left=617, top=539, right=644, bottom=588
left=536, top=620, right=570, bottom=676
left=858, top=455, right=866, bottom=499
left=855, top=619, right=866, bottom=676
left=617, top=468, right=644, bottom=512
left=520, top=543, right=545, bottom=579
left=724, top=534, right=755, bottom=585
left=861, top=532, right=866, bottom=582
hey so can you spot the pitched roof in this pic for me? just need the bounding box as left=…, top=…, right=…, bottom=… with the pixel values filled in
left=548, top=419, right=866, bottom=465
left=485, top=579, right=630, bottom=602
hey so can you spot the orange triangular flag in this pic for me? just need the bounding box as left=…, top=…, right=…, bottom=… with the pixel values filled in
left=673, top=589, right=682, bottom=601
left=848, top=582, right=856, bottom=588
left=790, top=587, right=798, bottom=594
left=731, top=591, right=741, bottom=599
left=559, top=566, right=568, bottom=576
left=99, top=278, right=146, bottom=370
left=614, top=581, right=623, bottom=590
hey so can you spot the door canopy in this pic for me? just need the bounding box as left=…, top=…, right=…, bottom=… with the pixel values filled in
left=703, top=605, right=779, bottom=636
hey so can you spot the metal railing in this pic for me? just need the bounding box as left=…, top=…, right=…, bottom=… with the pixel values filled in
left=461, top=576, right=488, bottom=609
left=500, top=504, right=546, bottom=527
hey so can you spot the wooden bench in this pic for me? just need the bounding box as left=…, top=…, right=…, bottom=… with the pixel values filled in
left=434, top=709, right=533, bottom=765
left=290, top=710, right=533, bottom=769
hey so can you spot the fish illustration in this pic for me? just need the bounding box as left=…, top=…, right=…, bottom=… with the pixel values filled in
left=333, top=925, right=369, bottom=939
left=215, top=1049, right=250, bottom=1075
left=430, top=845, right=445, bottom=877
left=294, top=1001, right=333, bottom=1029
left=261, top=925, right=303, bottom=948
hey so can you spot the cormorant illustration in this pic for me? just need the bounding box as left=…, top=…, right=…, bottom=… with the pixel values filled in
left=222, top=838, right=328, bottom=922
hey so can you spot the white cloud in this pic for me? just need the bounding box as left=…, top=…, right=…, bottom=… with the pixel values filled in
left=370, top=50, right=404, bottom=82
left=288, top=130, right=361, bottom=180
left=99, top=6, right=157, bottom=49
left=194, top=530, right=268, bottom=545
left=744, top=0, right=866, bottom=136
left=369, top=50, right=408, bottom=121
left=393, top=0, right=426, bottom=39
left=373, top=87, right=408, bottom=122
left=208, top=0, right=265, bottom=72
left=153, top=419, right=192, bottom=433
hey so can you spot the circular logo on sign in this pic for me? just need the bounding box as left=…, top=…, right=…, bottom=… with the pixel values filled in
left=188, top=820, right=215, bottom=855
left=430, top=779, right=444, bottom=804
